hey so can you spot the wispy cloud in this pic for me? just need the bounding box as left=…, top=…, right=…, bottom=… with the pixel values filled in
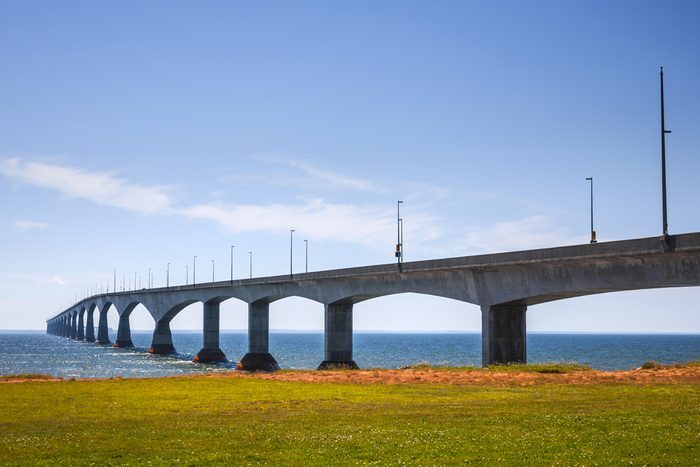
left=183, top=199, right=442, bottom=247
left=460, top=215, right=587, bottom=253
left=287, top=160, right=381, bottom=192
left=13, top=220, right=49, bottom=231
left=1, top=158, right=442, bottom=248
left=0, top=158, right=173, bottom=215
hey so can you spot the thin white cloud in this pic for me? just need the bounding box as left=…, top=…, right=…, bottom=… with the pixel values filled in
left=13, top=220, right=49, bottom=231
left=183, top=199, right=442, bottom=247
left=1, top=158, right=444, bottom=249
left=0, top=158, right=173, bottom=215
left=288, top=160, right=380, bottom=192
left=460, top=215, right=587, bottom=253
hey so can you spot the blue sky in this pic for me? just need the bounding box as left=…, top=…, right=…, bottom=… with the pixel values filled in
left=1, top=0, right=699, bottom=332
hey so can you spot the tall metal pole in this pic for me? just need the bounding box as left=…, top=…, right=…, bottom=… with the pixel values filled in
left=113, top=269, right=116, bottom=294
left=167, top=263, right=170, bottom=288
left=148, top=268, right=151, bottom=288
left=212, top=259, right=215, bottom=282
left=660, top=66, right=671, bottom=237
left=400, top=218, right=404, bottom=261
left=304, top=239, right=308, bottom=273
left=185, top=265, right=188, bottom=285
left=290, top=229, right=295, bottom=277
left=193, top=256, right=197, bottom=287
left=230, top=245, right=234, bottom=284
left=396, top=200, right=403, bottom=265
left=586, top=177, right=596, bottom=244
left=249, top=251, right=253, bottom=278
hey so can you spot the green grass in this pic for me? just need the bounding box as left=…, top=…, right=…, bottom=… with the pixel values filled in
left=0, top=375, right=698, bottom=465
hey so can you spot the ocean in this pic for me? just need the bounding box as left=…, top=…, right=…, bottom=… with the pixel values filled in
left=0, top=332, right=698, bottom=379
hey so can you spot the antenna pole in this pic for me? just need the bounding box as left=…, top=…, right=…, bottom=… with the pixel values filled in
left=660, top=66, right=671, bottom=236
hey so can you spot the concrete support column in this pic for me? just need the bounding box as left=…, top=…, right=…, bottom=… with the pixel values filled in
left=238, top=300, right=279, bottom=371
left=62, top=317, right=67, bottom=337
left=194, top=301, right=227, bottom=363
left=70, top=313, right=77, bottom=339
left=481, top=302, right=527, bottom=367
left=148, top=318, right=175, bottom=354
left=318, top=302, right=359, bottom=370
left=77, top=312, right=85, bottom=341
left=97, top=308, right=111, bottom=345
left=113, top=313, right=134, bottom=348
left=85, top=310, right=95, bottom=342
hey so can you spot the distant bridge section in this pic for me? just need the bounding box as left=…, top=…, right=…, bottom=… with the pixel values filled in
left=47, top=232, right=700, bottom=369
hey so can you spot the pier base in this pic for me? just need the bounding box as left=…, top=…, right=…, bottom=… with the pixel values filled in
left=194, top=348, right=227, bottom=363
left=481, top=302, right=527, bottom=367
left=148, top=319, right=175, bottom=354
left=193, top=301, right=227, bottom=363
left=318, top=302, right=359, bottom=370
left=113, top=313, right=134, bottom=348
left=237, top=352, right=280, bottom=372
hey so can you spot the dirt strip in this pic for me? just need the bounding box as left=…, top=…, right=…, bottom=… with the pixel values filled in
left=2, top=366, right=699, bottom=386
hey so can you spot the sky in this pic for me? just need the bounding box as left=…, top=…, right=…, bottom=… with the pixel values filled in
left=1, top=0, right=699, bottom=333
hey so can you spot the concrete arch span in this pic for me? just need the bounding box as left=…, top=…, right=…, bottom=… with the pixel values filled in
left=46, top=232, right=700, bottom=368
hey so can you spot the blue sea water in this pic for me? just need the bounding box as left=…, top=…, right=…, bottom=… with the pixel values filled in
left=0, top=332, right=698, bottom=378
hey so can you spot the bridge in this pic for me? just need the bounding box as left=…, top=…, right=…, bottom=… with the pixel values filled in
left=47, top=232, right=700, bottom=370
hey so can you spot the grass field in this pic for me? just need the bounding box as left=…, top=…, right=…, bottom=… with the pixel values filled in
left=0, top=366, right=698, bottom=465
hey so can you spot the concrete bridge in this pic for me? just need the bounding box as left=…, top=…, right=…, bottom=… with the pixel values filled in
left=47, top=232, right=700, bottom=370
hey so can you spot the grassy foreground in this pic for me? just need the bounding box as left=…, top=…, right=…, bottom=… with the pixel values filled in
left=0, top=368, right=698, bottom=465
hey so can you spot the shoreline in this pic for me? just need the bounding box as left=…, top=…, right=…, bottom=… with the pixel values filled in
left=2, top=362, right=698, bottom=386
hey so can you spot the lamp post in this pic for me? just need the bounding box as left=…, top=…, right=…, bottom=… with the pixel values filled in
left=211, top=259, right=215, bottom=282
left=249, top=251, right=253, bottom=278
left=148, top=268, right=151, bottom=288
left=185, top=265, right=188, bottom=285
left=193, top=256, right=197, bottom=287
left=660, top=66, right=672, bottom=237
left=167, top=263, right=170, bottom=288
left=290, top=229, right=295, bottom=277
left=586, top=177, right=596, bottom=244
left=304, top=239, right=308, bottom=273
left=230, top=245, right=235, bottom=284
left=113, top=269, right=116, bottom=294
left=396, top=200, right=404, bottom=266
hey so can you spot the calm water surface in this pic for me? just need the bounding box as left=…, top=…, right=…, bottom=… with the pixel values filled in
left=0, top=332, right=698, bottom=378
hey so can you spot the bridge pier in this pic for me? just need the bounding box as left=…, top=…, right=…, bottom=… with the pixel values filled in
left=194, top=301, right=227, bottom=363
left=97, top=307, right=111, bottom=345
left=113, top=313, right=134, bottom=348
left=238, top=300, right=279, bottom=371
left=148, top=318, right=175, bottom=354
left=85, top=308, right=95, bottom=342
left=318, top=302, right=359, bottom=370
left=77, top=311, right=85, bottom=340
left=481, top=302, right=527, bottom=367
left=70, top=313, right=77, bottom=339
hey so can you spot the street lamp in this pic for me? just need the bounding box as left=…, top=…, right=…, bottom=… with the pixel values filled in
left=396, top=200, right=404, bottom=266
left=167, top=263, right=170, bottom=288
left=249, top=251, right=253, bottom=278
left=148, top=268, right=151, bottom=288
left=185, top=265, right=188, bottom=285
left=231, top=245, right=236, bottom=284
left=586, top=177, right=596, bottom=244
left=193, top=256, right=197, bottom=287
left=660, top=66, right=672, bottom=237
left=211, top=259, right=215, bottom=282
left=304, top=239, right=308, bottom=273
left=290, top=229, right=295, bottom=277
